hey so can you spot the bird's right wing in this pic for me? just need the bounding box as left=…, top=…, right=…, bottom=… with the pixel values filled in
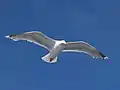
left=63, top=41, right=108, bottom=59
left=5, top=31, right=56, bottom=50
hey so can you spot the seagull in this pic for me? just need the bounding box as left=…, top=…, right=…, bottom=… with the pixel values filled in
left=5, top=31, right=108, bottom=63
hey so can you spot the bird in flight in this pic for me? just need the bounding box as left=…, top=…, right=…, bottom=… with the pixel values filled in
left=5, top=31, right=108, bottom=63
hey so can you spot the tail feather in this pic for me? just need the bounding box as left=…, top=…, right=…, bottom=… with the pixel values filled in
left=41, top=53, right=57, bottom=63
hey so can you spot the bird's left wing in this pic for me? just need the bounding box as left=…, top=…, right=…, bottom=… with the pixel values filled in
left=5, top=31, right=55, bottom=50
left=63, top=41, right=108, bottom=59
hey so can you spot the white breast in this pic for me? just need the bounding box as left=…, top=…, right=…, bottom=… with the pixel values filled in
left=49, top=40, right=66, bottom=58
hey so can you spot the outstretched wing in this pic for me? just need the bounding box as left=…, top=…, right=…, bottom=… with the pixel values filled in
left=5, top=31, right=55, bottom=50
left=63, top=41, right=108, bottom=59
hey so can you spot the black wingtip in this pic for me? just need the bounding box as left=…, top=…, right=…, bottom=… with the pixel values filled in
left=5, top=34, right=18, bottom=41
left=5, top=34, right=17, bottom=38
left=9, top=34, right=17, bottom=37
left=99, top=52, right=108, bottom=59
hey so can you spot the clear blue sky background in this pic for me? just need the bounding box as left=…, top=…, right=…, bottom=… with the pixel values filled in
left=0, top=0, right=119, bottom=90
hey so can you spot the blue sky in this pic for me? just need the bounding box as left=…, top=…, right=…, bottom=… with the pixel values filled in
left=1, top=0, right=120, bottom=90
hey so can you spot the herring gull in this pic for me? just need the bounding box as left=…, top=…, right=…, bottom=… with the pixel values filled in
left=5, top=31, right=108, bottom=63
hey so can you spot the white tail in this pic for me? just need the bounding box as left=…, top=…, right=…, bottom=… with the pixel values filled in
left=41, top=53, right=58, bottom=63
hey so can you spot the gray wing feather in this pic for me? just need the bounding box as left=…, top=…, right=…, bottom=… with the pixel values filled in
left=64, top=41, right=96, bottom=52
left=63, top=41, right=108, bottom=59
left=6, top=31, right=55, bottom=50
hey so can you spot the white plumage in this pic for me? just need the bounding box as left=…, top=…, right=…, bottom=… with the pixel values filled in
left=5, top=31, right=108, bottom=63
